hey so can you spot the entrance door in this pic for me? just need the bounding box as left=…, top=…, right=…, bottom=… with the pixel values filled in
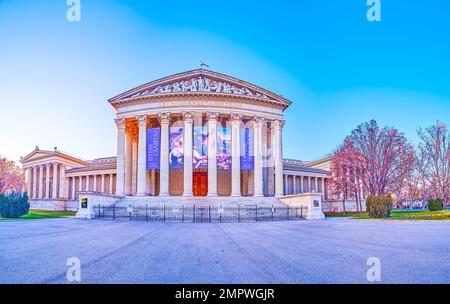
left=193, top=171, right=208, bottom=196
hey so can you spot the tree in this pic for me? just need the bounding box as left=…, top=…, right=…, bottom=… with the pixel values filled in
left=0, top=156, right=25, bottom=194
left=416, top=121, right=450, bottom=205
left=329, top=120, right=414, bottom=206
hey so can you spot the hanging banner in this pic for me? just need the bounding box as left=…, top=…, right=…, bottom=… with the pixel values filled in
left=217, top=127, right=231, bottom=171
left=240, top=128, right=254, bottom=170
left=193, top=126, right=208, bottom=169
left=169, top=126, right=184, bottom=169
left=146, top=128, right=160, bottom=170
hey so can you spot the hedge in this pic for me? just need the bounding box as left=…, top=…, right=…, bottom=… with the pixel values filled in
left=0, top=192, right=30, bottom=218
left=366, top=194, right=393, bottom=218
left=428, top=198, right=444, bottom=211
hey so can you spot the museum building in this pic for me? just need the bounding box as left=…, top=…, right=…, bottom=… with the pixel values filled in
left=20, top=69, right=330, bottom=211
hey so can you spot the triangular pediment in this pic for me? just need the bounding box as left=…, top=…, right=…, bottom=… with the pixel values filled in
left=108, top=69, right=291, bottom=109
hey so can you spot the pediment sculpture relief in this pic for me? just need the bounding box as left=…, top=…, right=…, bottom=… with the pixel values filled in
left=128, top=77, right=271, bottom=100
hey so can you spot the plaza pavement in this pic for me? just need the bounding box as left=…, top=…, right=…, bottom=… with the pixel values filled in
left=0, top=217, right=449, bottom=284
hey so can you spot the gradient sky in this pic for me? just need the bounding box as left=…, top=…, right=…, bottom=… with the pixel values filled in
left=1, top=0, right=449, bottom=164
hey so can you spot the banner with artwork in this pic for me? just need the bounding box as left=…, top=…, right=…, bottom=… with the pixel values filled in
left=146, top=128, right=161, bottom=170
left=193, top=126, right=208, bottom=169
left=217, top=127, right=231, bottom=171
left=240, top=128, right=254, bottom=170
left=169, top=126, right=184, bottom=169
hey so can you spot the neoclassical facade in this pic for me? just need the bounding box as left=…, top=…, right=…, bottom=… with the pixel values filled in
left=20, top=69, right=330, bottom=211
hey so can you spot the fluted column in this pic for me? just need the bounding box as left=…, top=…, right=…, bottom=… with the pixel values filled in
left=182, top=112, right=194, bottom=197
left=115, top=118, right=126, bottom=196
left=136, top=115, right=147, bottom=196
left=273, top=120, right=284, bottom=197
left=293, top=176, right=297, bottom=194
left=159, top=113, right=170, bottom=196
left=59, top=164, right=66, bottom=198
left=52, top=163, right=58, bottom=198
left=93, top=175, right=97, bottom=192
left=38, top=165, right=44, bottom=198
left=45, top=164, right=51, bottom=199
left=253, top=117, right=264, bottom=197
left=101, top=175, right=105, bottom=193
left=109, top=174, right=114, bottom=195
left=125, top=128, right=133, bottom=196
left=315, top=177, right=319, bottom=192
left=231, top=114, right=242, bottom=197
left=284, top=175, right=288, bottom=195
left=78, top=176, right=83, bottom=197
left=72, top=177, right=76, bottom=199
left=308, top=176, right=312, bottom=192
left=300, top=176, right=304, bottom=194
left=26, top=168, right=32, bottom=197
left=207, top=112, right=219, bottom=197
left=32, top=166, right=38, bottom=199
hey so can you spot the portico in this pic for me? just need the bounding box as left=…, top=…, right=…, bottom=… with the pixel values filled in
left=109, top=69, right=289, bottom=199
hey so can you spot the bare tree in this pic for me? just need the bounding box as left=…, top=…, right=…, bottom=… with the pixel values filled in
left=0, top=156, right=25, bottom=194
left=417, top=121, right=450, bottom=205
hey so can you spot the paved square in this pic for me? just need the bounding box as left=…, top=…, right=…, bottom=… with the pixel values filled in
left=0, top=218, right=449, bottom=284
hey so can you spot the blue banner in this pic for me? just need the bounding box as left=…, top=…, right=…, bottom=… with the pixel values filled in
left=240, top=128, right=254, bottom=170
left=217, top=127, right=232, bottom=171
left=146, top=128, right=160, bottom=169
left=169, top=126, right=184, bottom=169
left=193, top=126, right=208, bottom=169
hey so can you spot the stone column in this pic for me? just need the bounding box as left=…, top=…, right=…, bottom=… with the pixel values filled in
left=159, top=113, right=170, bottom=196
left=182, top=112, right=194, bottom=197
left=39, top=165, right=45, bottom=199
left=231, top=114, right=242, bottom=197
left=52, top=163, right=58, bottom=199
left=308, top=176, right=312, bottom=192
left=32, top=166, right=38, bottom=199
left=125, top=128, right=133, bottom=196
left=253, top=117, right=264, bottom=197
left=59, top=164, right=66, bottom=199
left=79, top=176, right=83, bottom=193
left=101, top=175, right=105, bottom=193
left=26, top=168, right=32, bottom=198
left=300, top=176, right=304, bottom=194
left=115, top=118, right=126, bottom=196
left=109, top=174, right=114, bottom=195
left=136, top=115, right=147, bottom=196
left=284, top=175, right=288, bottom=195
left=293, top=176, right=297, bottom=195
left=72, top=177, right=76, bottom=200
left=45, top=164, right=51, bottom=199
left=315, top=177, right=319, bottom=192
left=273, top=120, right=284, bottom=197
left=93, top=175, right=97, bottom=192
left=207, top=113, right=219, bottom=197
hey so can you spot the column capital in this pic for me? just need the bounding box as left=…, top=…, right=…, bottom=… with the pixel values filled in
left=273, top=119, right=285, bottom=130
left=158, top=113, right=171, bottom=124
left=231, top=113, right=242, bottom=124
left=206, top=112, right=219, bottom=121
left=253, top=116, right=265, bottom=126
left=136, top=115, right=148, bottom=126
left=182, top=112, right=194, bottom=122
left=115, top=117, right=126, bottom=129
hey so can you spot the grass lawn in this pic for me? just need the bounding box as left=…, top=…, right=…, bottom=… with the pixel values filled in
left=325, top=210, right=450, bottom=221
left=0, top=209, right=76, bottom=221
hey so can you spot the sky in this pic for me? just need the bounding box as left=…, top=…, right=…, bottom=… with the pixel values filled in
left=0, top=0, right=449, bottom=164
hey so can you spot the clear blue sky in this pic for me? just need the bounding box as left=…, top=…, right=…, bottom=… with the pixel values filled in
left=1, top=0, right=449, bottom=163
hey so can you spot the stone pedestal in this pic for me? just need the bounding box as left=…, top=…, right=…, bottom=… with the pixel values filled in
left=279, top=193, right=325, bottom=220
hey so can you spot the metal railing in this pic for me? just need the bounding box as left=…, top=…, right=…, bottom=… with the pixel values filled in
left=93, top=204, right=307, bottom=223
